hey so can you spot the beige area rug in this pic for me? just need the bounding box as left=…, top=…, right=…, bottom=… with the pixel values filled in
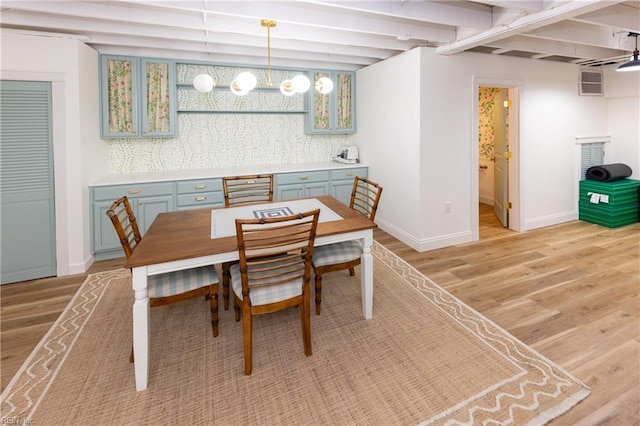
left=1, top=242, right=589, bottom=425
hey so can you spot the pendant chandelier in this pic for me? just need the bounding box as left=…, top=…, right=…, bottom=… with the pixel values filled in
left=193, top=19, right=334, bottom=95
left=616, top=32, right=640, bottom=72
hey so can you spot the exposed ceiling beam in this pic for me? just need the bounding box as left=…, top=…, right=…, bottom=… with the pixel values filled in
left=468, top=0, right=545, bottom=13
left=525, top=20, right=637, bottom=50
left=117, top=0, right=456, bottom=42
left=294, top=0, right=494, bottom=29
left=570, top=2, right=640, bottom=33
left=436, top=0, right=625, bottom=55
left=1, top=0, right=634, bottom=70
left=483, top=34, right=627, bottom=58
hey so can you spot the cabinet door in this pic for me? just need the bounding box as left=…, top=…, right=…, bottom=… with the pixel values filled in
left=305, top=181, right=330, bottom=198
left=305, top=70, right=356, bottom=134
left=100, top=55, right=139, bottom=138
left=135, top=195, right=174, bottom=234
left=331, top=167, right=367, bottom=205
left=334, top=71, right=356, bottom=133
left=308, top=70, right=333, bottom=133
left=92, top=200, right=123, bottom=253
left=141, top=58, right=177, bottom=137
left=331, top=180, right=355, bottom=205
left=277, top=184, right=304, bottom=201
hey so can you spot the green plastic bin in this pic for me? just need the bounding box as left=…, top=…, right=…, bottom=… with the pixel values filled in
left=578, top=179, right=640, bottom=228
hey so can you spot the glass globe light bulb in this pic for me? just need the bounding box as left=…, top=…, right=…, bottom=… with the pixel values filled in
left=193, top=73, right=215, bottom=93
left=315, top=77, right=334, bottom=94
left=291, top=75, right=311, bottom=93
left=235, top=72, right=257, bottom=91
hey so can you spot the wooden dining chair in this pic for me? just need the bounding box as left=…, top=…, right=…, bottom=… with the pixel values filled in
left=221, top=174, right=274, bottom=311
left=229, top=208, right=320, bottom=375
left=312, top=176, right=383, bottom=315
left=222, top=174, right=274, bottom=207
left=106, top=196, right=220, bottom=362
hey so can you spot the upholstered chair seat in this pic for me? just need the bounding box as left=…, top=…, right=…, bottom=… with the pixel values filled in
left=148, top=266, right=219, bottom=299
left=311, top=240, right=363, bottom=268
left=230, top=259, right=304, bottom=305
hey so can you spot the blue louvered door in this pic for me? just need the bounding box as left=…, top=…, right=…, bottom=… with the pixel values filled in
left=0, top=80, right=56, bottom=284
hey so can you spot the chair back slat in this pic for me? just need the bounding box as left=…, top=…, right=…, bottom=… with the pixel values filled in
left=235, top=209, right=320, bottom=292
left=349, top=177, right=383, bottom=221
left=106, top=196, right=142, bottom=259
left=223, top=174, right=274, bottom=207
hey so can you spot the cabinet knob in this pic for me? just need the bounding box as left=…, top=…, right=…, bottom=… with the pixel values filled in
left=195, top=196, right=207, bottom=201
left=299, top=176, right=308, bottom=181
left=246, top=180, right=256, bottom=184
left=128, top=189, right=142, bottom=194
left=195, top=184, right=206, bottom=189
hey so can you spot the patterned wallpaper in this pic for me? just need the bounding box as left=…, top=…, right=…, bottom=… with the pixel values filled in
left=108, top=114, right=350, bottom=173
left=478, top=87, right=509, bottom=160
left=108, top=63, right=351, bottom=173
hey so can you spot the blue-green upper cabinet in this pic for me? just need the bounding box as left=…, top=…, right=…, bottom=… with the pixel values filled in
left=100, top=55, right=177, bottom=138
left=305, top=70, right=356, bottom=134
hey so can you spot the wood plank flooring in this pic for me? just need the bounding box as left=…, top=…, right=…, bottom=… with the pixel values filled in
left=2, top=204, right=639, bottom=425
left=374, top=204, right=639, bottom=426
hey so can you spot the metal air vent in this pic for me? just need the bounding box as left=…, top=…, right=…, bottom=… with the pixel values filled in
left=579, top=70, right=603, bottom=96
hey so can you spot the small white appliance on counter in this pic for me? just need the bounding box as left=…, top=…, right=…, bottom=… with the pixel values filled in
left=333, top=146, right=359, bottom=164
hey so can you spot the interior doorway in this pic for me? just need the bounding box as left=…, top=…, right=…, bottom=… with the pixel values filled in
left=479, top=87, right=510, bottom=228
left=471, top=78, right=521, bottom=242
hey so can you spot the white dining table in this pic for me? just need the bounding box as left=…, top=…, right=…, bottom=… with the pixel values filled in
left=125, top=195, right=377, bottom=391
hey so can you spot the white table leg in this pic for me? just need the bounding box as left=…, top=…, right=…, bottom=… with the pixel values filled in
left=360, top=230, right=374, bottom=319
left=131, top=266, right=150, bottom=391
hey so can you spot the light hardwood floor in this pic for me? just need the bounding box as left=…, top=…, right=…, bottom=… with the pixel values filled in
left=2, top=204, right=639, bottom=425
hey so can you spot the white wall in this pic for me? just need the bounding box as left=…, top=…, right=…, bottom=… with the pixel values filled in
left=356, top=47, right=637, bottom=251
left=603, top=67, right=640, bottom=178
left=355, top=49, right=423, bottom=240
left=1, top=31, right=106, bottom=275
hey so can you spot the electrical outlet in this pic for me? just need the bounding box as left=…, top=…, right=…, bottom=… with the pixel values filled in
left=444, top=202, right=452, bottom=213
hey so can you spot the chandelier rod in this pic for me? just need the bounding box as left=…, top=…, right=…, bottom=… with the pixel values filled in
left=261, top=19, right=276, bottom=87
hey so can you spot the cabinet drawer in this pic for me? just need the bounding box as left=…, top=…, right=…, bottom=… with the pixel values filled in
left=93, top=182, right=174, bottom=201
left=176, top=179, right=222, bottom=194
left=332, top=167, right=367, bottom=181
left=177, top=191, right=224, bottom=207
left=276, top=171, right=330, bottom=185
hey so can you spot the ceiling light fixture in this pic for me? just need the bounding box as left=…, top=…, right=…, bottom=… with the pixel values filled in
left=616, top=32, right=640, bottom=72
left=192, top=19, right=333, bottom=96
left=193, top=73, right=215, bottom=93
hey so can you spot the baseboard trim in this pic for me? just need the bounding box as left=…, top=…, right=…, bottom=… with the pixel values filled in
left=67, top=255, right=94, bottom=275
left=524, top=210, right=577, bottom=231
left=377, top=218, right=472, bottom=253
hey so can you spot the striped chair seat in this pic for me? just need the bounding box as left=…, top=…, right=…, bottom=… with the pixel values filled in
left=148, top=266, right=218, bottom=299
left=312, top=240, right=363, bottom=268
left=230, top=260, right=303, bottom=306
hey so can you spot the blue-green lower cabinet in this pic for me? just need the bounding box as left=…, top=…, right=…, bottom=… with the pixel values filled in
left=330, top=167, right=368, bottom=205
left=176, top=178, right=224, bottom=210
left=91, top=183, right=174, bottom=259
left=90, top=165, right=368, bottom=259
left=276, top=171, right=330, bottom=200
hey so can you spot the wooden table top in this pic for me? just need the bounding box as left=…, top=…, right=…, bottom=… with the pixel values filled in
left=124, top=196, right=377, bottom=269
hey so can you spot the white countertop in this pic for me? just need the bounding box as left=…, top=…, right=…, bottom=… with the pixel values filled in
left=90, top=161, right=367, bottom=186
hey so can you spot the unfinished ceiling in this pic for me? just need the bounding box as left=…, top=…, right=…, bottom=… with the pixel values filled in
left=1, top=0, right=639, bottom=71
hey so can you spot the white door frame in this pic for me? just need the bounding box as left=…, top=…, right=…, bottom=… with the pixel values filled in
left=471, top=76, right=523, bottom=241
